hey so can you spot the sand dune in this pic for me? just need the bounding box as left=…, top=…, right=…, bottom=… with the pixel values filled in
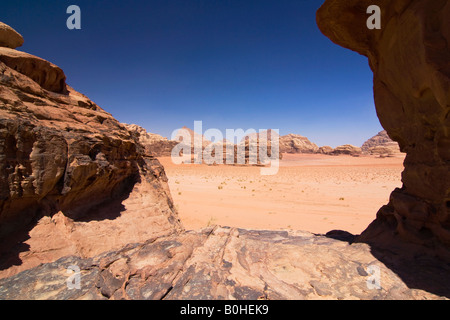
left=160, top=153, right=405, bottom=235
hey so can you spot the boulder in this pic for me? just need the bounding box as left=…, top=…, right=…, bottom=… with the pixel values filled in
left=0, top=22, right=24, bottom=49
left=0, top=47, right=67, bottom=93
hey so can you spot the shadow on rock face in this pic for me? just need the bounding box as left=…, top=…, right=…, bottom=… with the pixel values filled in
left=326, top=229, right=450, bottom=298
left=367, top=244, right=450, bottom=299
left=324, top=230, right=356, bottom=244
left=0, top=173, right=138, bottom=276
left=0, top=229, right=31, bottom=273
left=69, top=173, right=138, bottom=223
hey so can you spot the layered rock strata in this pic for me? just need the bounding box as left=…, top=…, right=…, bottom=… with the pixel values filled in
left=362, top=130, right=402, bottom=156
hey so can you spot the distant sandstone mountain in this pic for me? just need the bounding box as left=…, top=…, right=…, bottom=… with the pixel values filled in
left=125, top=125, right=213, bottom=159
left=318, top=146, right=333, bottom=154
left=177, top=127, right=283, bottom=164
left=124, top=125, right=211, bottom=159
left=175, top=126, right=212, bottom=149
left=124, top=124, right=178, bottom=157
left=244, top=131, right=319, bottom=154
left=332, top=144, right=362, bottom=156
left=279, top=133, right=319, bottom=154
left=127, top=126, right=281, bottom=165
left=127, top=126, right=400, bottom=160
left=361, top=130, right=402, bottom=155
left=238, top=129, right=282, bottom=163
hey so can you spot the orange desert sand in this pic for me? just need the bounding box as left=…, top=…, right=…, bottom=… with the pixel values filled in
left=160, top=153, right=405, bottom=235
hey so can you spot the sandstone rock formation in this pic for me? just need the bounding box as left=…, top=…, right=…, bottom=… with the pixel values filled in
left=332, top=144, right=362, bottom=156
left=318, top=146, right=333, bottom=155
left=1, top=1, right=450, bottom=299
left=129, top=124, right=372, bottom=162
left=279, top=133, right=319, bottom=154
left=362, top=130, right=402, bottom=156
left=0, top=48, right=67, bottom=94
left=175, top=126, right=212, bottom=148
left=317, top=0, right=450, bottom=257
left=0, top=22, right=182, bottom=279
left=239, top=130, right=282, bottom=164
left=124, top=124, right=178, bottom=157
left=170, top=126, right=209, bottom=163
left=203, top=140, right=239, bottom=165
left=0, top=22, right=23, bottom=49
left=170, top=128, right=281, bottom=165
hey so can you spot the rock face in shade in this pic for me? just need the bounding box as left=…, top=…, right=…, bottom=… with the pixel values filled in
left=317, top=0, right=450, bottom=256
left=0, top=22, right=24, bottom=49
left=279, top=133, right=319, bottom=154
left=0, top=27, right=182, bottom=278
left=124, top=124, right=178, bottom=157
left=362, top=130, right=402, bottom=156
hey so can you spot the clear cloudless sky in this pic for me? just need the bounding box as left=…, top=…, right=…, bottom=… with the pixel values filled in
left=1, top=0, right=383, bottom=148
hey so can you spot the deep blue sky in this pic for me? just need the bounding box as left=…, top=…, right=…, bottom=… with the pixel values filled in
left=2, top=0, right=382, bottom=147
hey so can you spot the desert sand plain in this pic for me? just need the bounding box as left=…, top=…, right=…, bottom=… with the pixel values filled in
left=160, top=153, right=406, bottom=235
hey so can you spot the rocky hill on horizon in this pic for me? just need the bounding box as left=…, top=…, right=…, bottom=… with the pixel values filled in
left=279, top=133, right=320, bottom=154
left=361, top=130, right=402, bottom=156
left=129, top=124, right=402, bottom=159
left=124, top=123, right=178, bottom=157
